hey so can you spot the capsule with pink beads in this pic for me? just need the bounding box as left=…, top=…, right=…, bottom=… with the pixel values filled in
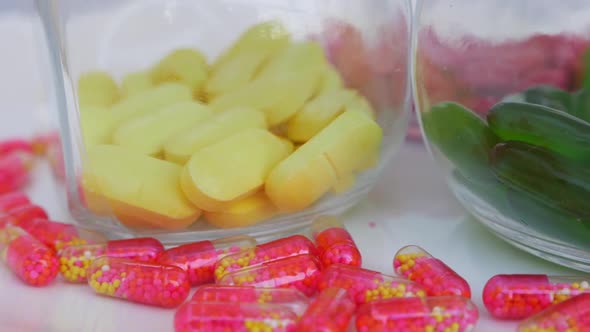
left=0, top=152, right=33, bottom=194
left=0, top=139, right=33, bottom=156
left=483, top=274, right=590, bottom=320
left=192, top=285, right=309, bottom=316
left=517, top=293, right=590, bottom=332
left=0, top=225, right=58, bottom=286
left=58, top=237, right=164, bottom=283
left=1, top=204, right=48, bottom=226
left=318, top=264, right=427, bottom=305
left=296, top=287, right=356, bottom=332
left=214, top=235, right=317, bottom=281
left=355, top=296, right=479, bottom=332
left=394, top=245, right=471, bottom=298
left=88, top=257, right=190, bottom=308
left=218, top=254, right=321, bottom=297
left=17, top=218, right=105, bottom=252
left=0, top=192, right=30, bottom=213
left=174, top=302, right=299, bottom=332
left=157, top=235, right=256, bottom=286
left=311, top=216, right=362, bottom=267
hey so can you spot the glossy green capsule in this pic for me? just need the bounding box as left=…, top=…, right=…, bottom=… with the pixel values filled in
left=490, top=141, right=590, bottom=221
left=487, top=102, right=590, bottom=161
left=572, top=89, right=590, bottom=123
left=505, top=85, right=572, bottom=114
left=422, top=102, right=498, bottom=182
left=507, top=187, right=590, bottom=246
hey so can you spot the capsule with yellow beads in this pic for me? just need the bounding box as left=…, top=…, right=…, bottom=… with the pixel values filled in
left=58, top=237, right=164, bottom=283
left=317, top=264, right=427, bottom=305
left=355, top=296, right=479, bottom=332
left=174, top=301, right=299, bottom=332
left=88, top=257, right=190, bottom=308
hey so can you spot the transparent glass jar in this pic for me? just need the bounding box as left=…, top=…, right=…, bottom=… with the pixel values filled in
left=35, top=0, right=411, bottom=243
left=414, top=0, right=590, bottom=271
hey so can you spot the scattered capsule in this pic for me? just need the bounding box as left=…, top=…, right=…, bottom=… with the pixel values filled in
left=518, top=293, right=590, bottom=332
left=0, top=225, right=58, bottom=286
left=17, top=218, right=105, bottom=252
left=88, top=257, right=190, bottom=308
left=483, top=274, right=590, bottom=320
left=174, top=302, right=299, bottom=332
left=296, top=287, right=356, bottom=332
left=318, top=264, right=427, bottom=305
left=0, top=153, right=33, bottom=194
left=192, top=285, right=309, bottom=316
left=218, top=254, right=321, bottom=297
left=31, top=131, right=59, bottom=155
left=214, top=235, right=317, bottom=281
left=0, top=139, right=33, bottom=156
left=311, top=216, right=362, bottom=267
left=157, top=235, right=256, bottom=286
left=394, top=245, right=471, bottom=298
left=3, top=204, right=48, bottom=225
left=355, top=296, right=479, bottom=332
left=0, top=192, right=30, bottom=212
left=58, top=237, right=164, bottom=283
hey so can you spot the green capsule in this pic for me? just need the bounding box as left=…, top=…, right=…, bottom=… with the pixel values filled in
left=422, top=102, right=498, bottom=182
left=504, top=85, right=572, bottom=114
left=507, top=187, right=590, bottom=246
left=572, top=89, right=590, bottom=123
left=490, top=141, right=590, bottom=220
left=487, top=102, right=590, bottom=161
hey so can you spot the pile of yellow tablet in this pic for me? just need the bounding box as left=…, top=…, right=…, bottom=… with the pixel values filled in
left=78, top=21, right=382, bottom=230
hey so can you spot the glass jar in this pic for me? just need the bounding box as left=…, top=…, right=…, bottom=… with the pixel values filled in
left=35, top=0, right=411, bottom=243
left=414, top=0, right=590, bottom=271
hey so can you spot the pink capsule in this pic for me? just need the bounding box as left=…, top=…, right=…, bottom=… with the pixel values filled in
left=318, top=264, right=427, bottom=305
left=192, top=285, right=309, bottom=316
left=0, top=139, right=33, bottom=156
left=17, top=218, right=105, bottom=252
left=58, top=237, right=164, bottom=283
left=355, top=296, right=479, bottom=332
left=3, top=204, right=48, bottom=225
left=394, top=245, right=471, bottom=298
left=214, top=235, right=317, bottom=281
left=0, top=153, right=33, bottom=193
left=174, top=302, right=299, bottom=332
left=88, top=257, right=190, bottom=308
left=0, top=192, right=30, bottom=212
left=518, top=294, right=590, bottom=332
left=31, top=131, right=59, bottom=155
left=296, top=287, right=356, bottom=332
left=483, top=274, right=590, bottom=320
left=157, top=235, right=256, bottom=286
left=218, top=254, right=321, bottom=297
left=0, top=225, right=58, bottom=286
left=311, top=216, right=362, bottom=267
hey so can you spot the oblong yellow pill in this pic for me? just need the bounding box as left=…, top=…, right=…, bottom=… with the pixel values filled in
left=82, top=145, right=201, bottom=230
left=266, top=110, right=382, bottom=211
left=78, top=71, right=120, bottom=108
left=317, top=66, right=344, bottom=96
left=287, top=89, right=358, bottom=143
left=203, top=192, right=277, bottom=229
left=80, top=106, right=114, bottom=147
left=112, top=101, right=212, bottom=157
left=151, top=48, right=208, bottom=97
left=121, top=71, right=153, bottom=97
left=110, top=82, right=192, bottom=124
left=164, top=108, right=267, bottom=165
left=211, top=20, right=290, bottom=73
left=181, top=129, right=292, bottom=210
left=204, top=50, right=270, bottom=100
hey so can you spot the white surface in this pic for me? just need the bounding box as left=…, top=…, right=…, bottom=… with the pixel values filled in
left=0, top=6, right=587, bottom=332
